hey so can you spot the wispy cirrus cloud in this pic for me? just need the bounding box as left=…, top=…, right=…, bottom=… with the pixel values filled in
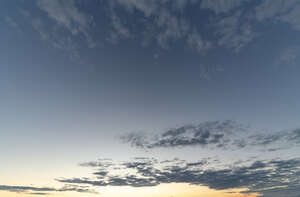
left=15, top=0, right=96, bottom=59
left=12, top=0, right=300, bottom=57
left=106, top=0, right=210, bottom=53
left=37, top=0, right=95, bottom=48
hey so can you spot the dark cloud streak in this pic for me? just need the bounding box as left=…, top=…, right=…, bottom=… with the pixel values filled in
left=0, top=184, right=97, bottom=195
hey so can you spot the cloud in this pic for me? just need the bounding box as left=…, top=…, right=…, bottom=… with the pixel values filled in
left=37, top=0, right=95, bottom=48
left=275, top=46, right=300, bottom=67
left=28, top=192, right=50, bottom=195
left=200, top=0, right=248, bottom=14
left=13, top=0, right=300, bottom=58
left=0, top=184, right=97, bottom=195
left=4, top=16, right=19, bottom=29
left=121, top=120, right=300, bottom=151
left=15, top=0, right=96, bottom=59
left=106, top=10, right=131, bottom=44
left=121, top=120, right=245, bottom=149
left=30, top=16, right=80, bottom=59
left=105, top=0, right=300, bottom=54
left=255, top=0, right=300, bottom=32
left=57, top=157, right=300, bottom=197
left=187, top=30, right=212, bottom=53
left=107, top=0, right=211, bottom=52
left=214, top=11, right=256, bottom=52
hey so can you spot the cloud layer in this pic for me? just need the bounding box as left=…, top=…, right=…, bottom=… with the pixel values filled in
left=57, top=157, right=300, bottom=197
left=8, top=0, right=300, bottom=57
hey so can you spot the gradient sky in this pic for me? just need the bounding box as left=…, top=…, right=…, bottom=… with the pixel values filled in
left=1, top=1, right=300, bottom=197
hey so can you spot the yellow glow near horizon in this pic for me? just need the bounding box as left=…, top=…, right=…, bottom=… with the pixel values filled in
left=0, top=183, right=261, bottom=197
left=98, top=183, right=261, bottom=197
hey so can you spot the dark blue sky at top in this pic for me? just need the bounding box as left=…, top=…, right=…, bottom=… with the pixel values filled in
left=0, top=1, right=300, bottom=196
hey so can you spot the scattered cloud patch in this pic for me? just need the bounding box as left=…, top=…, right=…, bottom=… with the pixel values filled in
left=11, top=0, right=300, bottom=56
left=215, top=12, right=256, bottom=52
left=122, top=120, right=300, bottom=151
left=37, top=0, right=95, bottom=48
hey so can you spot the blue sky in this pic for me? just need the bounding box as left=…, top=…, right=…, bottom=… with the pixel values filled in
left=1, top=1, right=300, bottom=197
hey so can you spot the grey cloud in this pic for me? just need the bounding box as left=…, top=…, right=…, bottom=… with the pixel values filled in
left=249, top=128, right=300, bottom=146
left=122, top=120, right=247, bottom=149
left=0, top=185, right=57, bottom=193
left=255, top=0, right=300, bottom=31
left=108, top=0, right=256, bottom=52
left=108, top=0, right=211, bottom=52
left=187, top=30, right=212, bottom=53
left=57, top=157, right=300, bottom=197
left=18, top=9, right=80, bottom=60
left=14, top=0, right=300, bottom=57
left=79, top=159, right=114, bottom=168
left=107, top=0, right=300, bottom=54
left=28, top=192, right=50, bottom=195
left=0, top=184, right=97, bottom=195
left=17, top=0, right=96, bottom=59
left=215, top=12, right=256, bottom=52
left=122, top=120, right=300, bottom=151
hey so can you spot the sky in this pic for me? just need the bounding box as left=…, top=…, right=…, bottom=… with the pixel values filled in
left=1, top=0, right=300, bottom=197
